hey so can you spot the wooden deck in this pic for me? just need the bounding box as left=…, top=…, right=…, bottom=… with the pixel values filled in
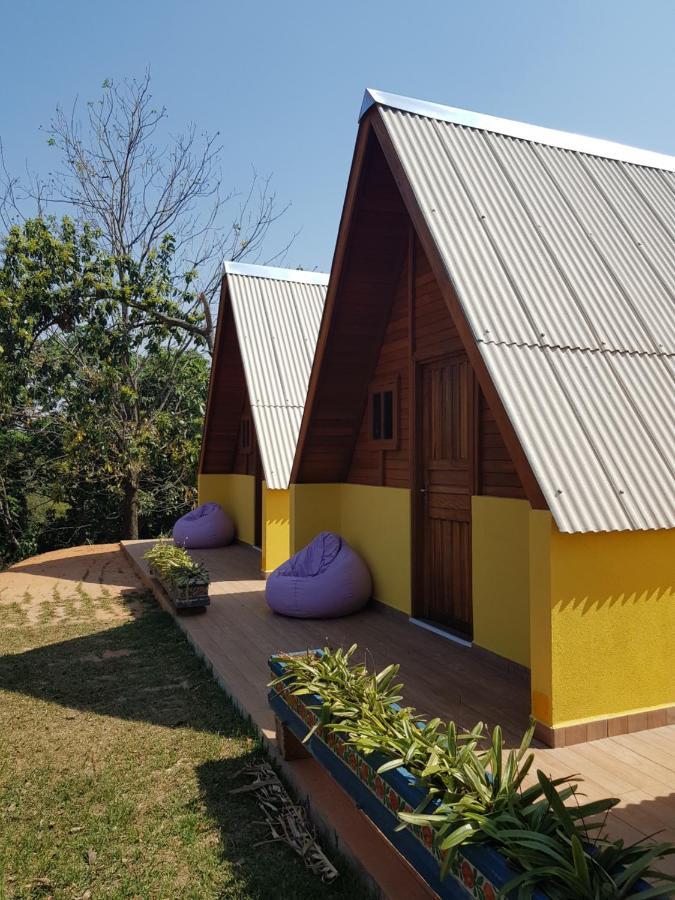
left=123, top=540, right=675, bottom=890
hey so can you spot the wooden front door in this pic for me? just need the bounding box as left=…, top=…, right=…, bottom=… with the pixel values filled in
left=415, top=355, right=474, bottom=637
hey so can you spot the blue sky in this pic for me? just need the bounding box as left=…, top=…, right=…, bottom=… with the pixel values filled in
left=2, top=0, right=675, bottom=271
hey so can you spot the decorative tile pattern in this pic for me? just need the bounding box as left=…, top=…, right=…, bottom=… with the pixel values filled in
left=272, top=682, right=501, bottom=900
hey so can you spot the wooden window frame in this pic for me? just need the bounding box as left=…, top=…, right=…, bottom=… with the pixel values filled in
left=368, top=377, right=399, bottom=451
left=240, top=413, right=253, bottom=455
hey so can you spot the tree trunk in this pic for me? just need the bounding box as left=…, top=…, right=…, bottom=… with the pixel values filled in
left=122, top=476, right=139, bottom=540
left=0, top=474, right=22, bottom=556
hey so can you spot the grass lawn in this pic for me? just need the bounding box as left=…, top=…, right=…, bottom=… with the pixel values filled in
left=0, top=578, right=370, bottom=899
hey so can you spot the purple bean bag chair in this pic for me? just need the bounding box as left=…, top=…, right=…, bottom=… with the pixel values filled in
left=266, top=532, right=372, bottom=618
left=173, top=503, right=234, bottom=549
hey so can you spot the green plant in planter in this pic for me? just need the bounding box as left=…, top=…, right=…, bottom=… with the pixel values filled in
left=483, top=770, right=675, bottom=898
left=271, top=646, right=675, bottom=897
left=143, top=540, right=208, bottom=585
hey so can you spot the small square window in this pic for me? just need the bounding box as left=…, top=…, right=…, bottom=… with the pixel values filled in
left=369, top=379, right=398, bottom=449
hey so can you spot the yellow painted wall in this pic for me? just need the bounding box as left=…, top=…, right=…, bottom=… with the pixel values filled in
left=472, top=497, right=531, bottom=667
left=290, top=483, right=412, bottom=613
left=530, top=514, right=675, bottom=727
left=288, top=483, right=674, bottom=730
left=262, top=485, right=291, bottom=573
left=340, top=484, right=411, bottom=614
left=197, top=473, right=256, bottom=545
left=290, top=483, right=342, bottom=553
left=529, top=511, right=554, bottom=726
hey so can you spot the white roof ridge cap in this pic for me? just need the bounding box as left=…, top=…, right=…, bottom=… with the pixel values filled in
left=224, top=260, right=329, bottom=286
left=360, top=88, right=675, bottom=172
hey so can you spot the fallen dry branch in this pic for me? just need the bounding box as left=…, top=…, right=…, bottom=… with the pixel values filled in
left=231, top=762, right=338, bottom=883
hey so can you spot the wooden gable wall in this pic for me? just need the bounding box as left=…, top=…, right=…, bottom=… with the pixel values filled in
left=296, top=125, right=527, bottom=501
left=347, top=252, right=410, bottom=487
left=346, top=236, right=525, bottom=499
left=232, top=398, right=261, bottom=477
left=295, top=131, right=410, bottom=483
left=200, top=289, right=260, bottom=476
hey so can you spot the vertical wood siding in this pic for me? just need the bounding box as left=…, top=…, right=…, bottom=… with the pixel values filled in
left=295, top=131, right=410, bottom=483
left=347, top=257, right=410, bottom=487
left=232, top=400, right=260, bottom=477
left=346, top=237, right=525, bottom=499
left=200, top=299, right=248, bottom=474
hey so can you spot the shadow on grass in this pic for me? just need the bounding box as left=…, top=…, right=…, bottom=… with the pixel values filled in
left=196, top=757, right=373, bottom=899
left=0, top=596, right=373, bottom=897
left=0, top=602, right=242, bottom=734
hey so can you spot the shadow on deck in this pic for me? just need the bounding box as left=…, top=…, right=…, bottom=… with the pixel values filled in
left=127, top=540, right=532, bottom=743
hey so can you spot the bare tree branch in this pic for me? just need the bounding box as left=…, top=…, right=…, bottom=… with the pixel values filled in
left=3, top=70, right=295, bottom=351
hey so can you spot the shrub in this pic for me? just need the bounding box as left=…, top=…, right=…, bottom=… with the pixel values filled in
left=271, top=645, right=675, bottom=898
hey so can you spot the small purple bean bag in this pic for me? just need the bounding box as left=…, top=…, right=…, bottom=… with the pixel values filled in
left=173, top=503, right=234, bottom=549
left=266, top=532, right=372, bottom=618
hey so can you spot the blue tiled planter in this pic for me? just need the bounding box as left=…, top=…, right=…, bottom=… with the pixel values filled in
left=269, top=654, right=543, bottom=900
left=268, top=654, right=655, bottom=899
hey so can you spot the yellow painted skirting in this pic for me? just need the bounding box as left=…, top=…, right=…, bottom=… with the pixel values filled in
left=198, top=473, right=256, bottom=545
left=262, top=485, right=291, bottom=573
left=531, top=517, right=675, bottom=727
left=291, top=483, right=411, bottom=613
left=472, top=497, right=531, bottom=668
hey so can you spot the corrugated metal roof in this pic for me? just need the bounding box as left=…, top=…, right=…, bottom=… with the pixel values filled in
left=481, top=344, right=675, bottom=532
left=224, top=263, right=327, bottom=489
left=366, top=89, right=675, bottom=533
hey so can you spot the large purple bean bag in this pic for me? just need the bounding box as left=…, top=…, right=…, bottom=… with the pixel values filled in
left=173, top=503, right=234, bottom=549
left=266, top=532, right=372, bottom=618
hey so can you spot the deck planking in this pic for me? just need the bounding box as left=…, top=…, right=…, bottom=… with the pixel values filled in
left=123, top=540, right=675, bottom=883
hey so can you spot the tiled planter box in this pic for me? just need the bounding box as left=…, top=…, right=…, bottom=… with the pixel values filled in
left=149, top=565, right=210, bottom=610
left=268, top=654, right=544, bottom=900
left=269, top=655, right=655, bottom=899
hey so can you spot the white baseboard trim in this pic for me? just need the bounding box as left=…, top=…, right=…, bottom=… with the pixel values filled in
left=409, top=617, right=472, bottom=648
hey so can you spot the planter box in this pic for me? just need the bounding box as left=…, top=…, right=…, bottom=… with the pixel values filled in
left=268, top=655, right=655, bottom=899
left=268, top=654, right=541, bottom=900
left=149, top=565, right=210, bottom=610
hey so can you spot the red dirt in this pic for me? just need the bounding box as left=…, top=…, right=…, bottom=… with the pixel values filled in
left=0, top=543, right=146, bottom=624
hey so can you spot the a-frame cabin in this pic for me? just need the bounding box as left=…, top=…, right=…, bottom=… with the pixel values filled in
left=290, top=90, right=675, bottom=746
left=199, top=262, right=328, bottom=572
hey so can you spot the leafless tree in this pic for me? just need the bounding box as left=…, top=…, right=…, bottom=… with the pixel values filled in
left=1, top=72, right=297, bottom=544
left=0, top=138, right=38, bottom=229
left=2, top=71, right=296, bottom=351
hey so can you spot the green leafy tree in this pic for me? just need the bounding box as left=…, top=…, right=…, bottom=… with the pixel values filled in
left=0, top=73, right=293, bottom=561
left=51, top=342, right=209, bottom=545
left=0, top=217, right=110, bottom=561
left=0, top=216, right=209, bottom=560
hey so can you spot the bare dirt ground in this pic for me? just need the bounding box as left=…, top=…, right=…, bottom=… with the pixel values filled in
left=0, top=544, right=147, bottom=628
